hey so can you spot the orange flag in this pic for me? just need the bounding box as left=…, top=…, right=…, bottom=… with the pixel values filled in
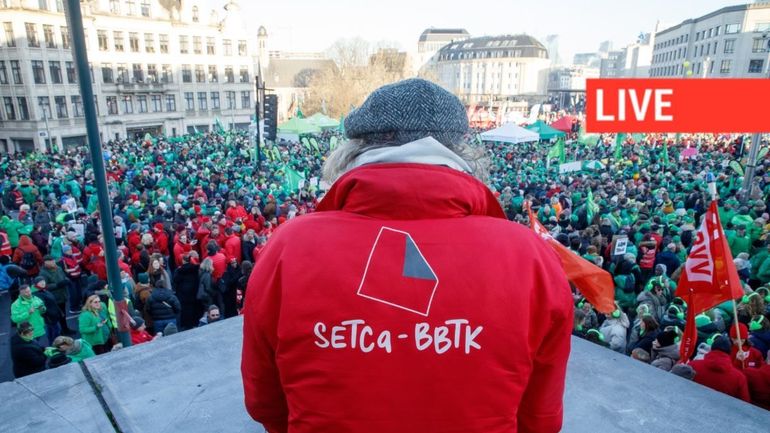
left=526, top=203, right=615, bottom=313
left=676, top=200, right=743, bottom=362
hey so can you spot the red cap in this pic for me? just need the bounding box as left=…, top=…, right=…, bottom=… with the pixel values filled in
left=154, top=223, right=164, bottom=231
left=729, top=323, right=748, bottom=341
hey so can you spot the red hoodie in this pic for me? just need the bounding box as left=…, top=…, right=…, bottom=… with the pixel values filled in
left=690, top=350, right=751, bottom=402
left=743, top=364, right=770, bottom=410
left=241, top=164, right=573, bottom=433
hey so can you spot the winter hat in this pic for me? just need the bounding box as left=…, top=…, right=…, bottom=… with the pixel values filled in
left=344, top=78, right=468, bottom=147
left=62, top=244, right=72, bottom=254
left=710, top=335, right=732, bottom=354
left=671, top=364, right=696, bottom=380
left=137, top=273, right=149, bottom=284
left=33, top=276, right=46, bottom=287
left=694, top=314, right=712, bottom=328
left=656, top=329, right=677, bottom=347
left=729, top=322, right=749, bottom=341
left=130, top=316, right=145, bottom=330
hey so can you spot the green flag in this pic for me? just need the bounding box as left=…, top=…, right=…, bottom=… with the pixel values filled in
left=586, top=189, right=599, bottom=224
left=214, top=117, right=225, bottom=134
left=631, top=133, right=645, bottom=144
left=662, top=141, right=669, bottom=166
left=283, top=165, right=305, bottom=193
left=330, top=136, right=339, bottom=151
left=338, top=115, right=345, bottom=135
left=547, top=139, right=566, bottom=164
left=615, top=133, right=626, bottom=160
left=309, top=137, right=320, bottom=154
left=301, top=137, right=311, bottom=150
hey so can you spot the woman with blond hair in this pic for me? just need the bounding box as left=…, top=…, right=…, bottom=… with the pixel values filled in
left=78, top=294, right=111, bottom=354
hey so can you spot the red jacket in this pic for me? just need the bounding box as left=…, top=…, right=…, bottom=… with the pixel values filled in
left=12, top=235, right=43, bottom=276
left=152, top=228, right=169, bottom=256
left=209, top=252, right=227, bottom=281
left=226, top=205, right=248, bottom=221
left=731, top=344, right=766, bottom=370
left=743, top=364, right=770, bottom=410
left=241, top=164, right=573, bottom=433
left=173, top=242, right=192, bottom=267
left=691, top=350, right=751, bottom=402
left=130, top=328, right=154, bottom=345
left=224, top=235, right=242, bottom=263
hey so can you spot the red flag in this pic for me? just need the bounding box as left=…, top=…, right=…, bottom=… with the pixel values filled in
left=526, top=204, right=615, bottom=313
left=675, top=200, right=743, bottom=362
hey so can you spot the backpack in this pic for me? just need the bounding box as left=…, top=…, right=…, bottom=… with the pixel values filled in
left=0, top=265, right=13, bottom=290
left=19, top=251, right=36, bottom=270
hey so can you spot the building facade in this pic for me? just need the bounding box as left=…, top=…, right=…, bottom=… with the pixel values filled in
left=650, top=2, right=770, bottom=78
left=431, top=34, right=550, bottom=105
left=416, top=28, right=469, bottom=70
left=547, top=65, right=599, bottom=109
left=0, top=0, right=264, bottom=153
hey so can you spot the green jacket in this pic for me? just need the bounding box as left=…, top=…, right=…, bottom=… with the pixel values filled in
left=78, top=304, right=111, bottom=347
left=39, top=265, right=68, bottom=304
left=757, top=256, right=770, bottom=284
left=11, top=295, right=46, bottom=338
left=750, top=249, right=770, bottom=280
left=728, top=234, right=751, bottom=258
left=0, top=216, right=31, bottom=248
left=68, top=339, right=96, bottom=362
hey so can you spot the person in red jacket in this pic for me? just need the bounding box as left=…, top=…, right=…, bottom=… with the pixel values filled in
left=730, top=322, right=765, bottom=369
left=152, top=223, right=170, bottom=257
left=690, top=335, right=751, bottom=402
left=173, top=232, right=194, bottom=267
left=226, top=200, right=248, bottom=222
left=241, top=79, right=573, bottom=433
left=12, top=235, right=43, bottom=277
left=743, top=363, right=770, bottom=410
left=206, top=241, right=227, bottom=282
left=223, top=227, right=242, bottom=264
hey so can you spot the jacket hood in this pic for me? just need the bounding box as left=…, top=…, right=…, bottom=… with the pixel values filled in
left=18, top=235, right=32, bottom=247
left=317, top=163, right=505, bottom=220
left=703, top=350, right=734, bottom=373
left=653, top=343, right=680, bottom=360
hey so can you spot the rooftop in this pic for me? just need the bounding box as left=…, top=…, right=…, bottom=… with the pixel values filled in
left=419, top=28, right=470, bottom=42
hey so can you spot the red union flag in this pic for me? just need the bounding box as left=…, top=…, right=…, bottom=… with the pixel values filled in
left=525, top=203, right=615, bottom=314
left=676, top=201, right=743, bottom=362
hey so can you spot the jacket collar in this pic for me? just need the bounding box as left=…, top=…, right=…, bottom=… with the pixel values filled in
left=317, top=163, right=505, bottom=220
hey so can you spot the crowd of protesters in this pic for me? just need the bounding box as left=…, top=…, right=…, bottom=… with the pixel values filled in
left=2, top=116, right=770, bottom=410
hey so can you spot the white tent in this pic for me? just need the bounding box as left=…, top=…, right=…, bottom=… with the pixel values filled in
left=479, top=123, right=540, bottom=144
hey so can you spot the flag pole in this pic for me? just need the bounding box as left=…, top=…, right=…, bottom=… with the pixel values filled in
left=709, top=174, right=746, bottom=368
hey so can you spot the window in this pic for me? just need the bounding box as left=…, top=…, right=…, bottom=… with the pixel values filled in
left=129, top=32, right=139, bottom=52
left=725, top=24, right=740, bottom=34
left=137, top=95, right=148, bottom=113
left=97, top=30, right=108, bottom=50
left=38, top=96, right=51, bottom=118
left=208, top=65, right=217, bottom=82
left=109, top=0, right=120, bottom=14
left=147, top=64, right=157, bottom=82
left=239, top=66, right=249, bottom=83
left=38, top=0, right=47, bottom=10
left=695, top=32, right=700, bottom=41
left=159, top=34, right=168, bottom=53
left=238, top=40, right=247, bottom=56
left=225, top=91, right=235, bottom=109
left=71, top=95, right=83, bottom=117
left=193, top=36, right=201, bottom=54
left=151, top=94, right=162, bottom=112
left=720, top=59, right=731, bottom=74
left=165, top=95, right=176, bottom=111
left=114, top=31, right=124, bottom=51
left=224, top=66, right=234, bottom=83
left=65, top=61, right=76, bottom=83
left=43, top=25, right=55, bottom=48
left=749, top=59, right=764, bottom=73
left=25, top=23, right=39, bottom=47
left=0, top=61, right=6, bottom=84
left=54, top=95, right=68, bottom=118
left=3, top=97, right=15, bottom=119
left=140, top=0, right=150, bottom=17
left=60, top=26, right=69, bottom=49
left=126, top=0, right=135, bottom=15
left=179, top=35, right=188, bottom=54
left=755, top=22, right=770, bottom=32
left=106, top=96, right=117, bottom=114
left=17, top=97, right=29, bottom=120
left=121, top=95, right=133, bottom=114
left=211, top=92, right=220, bottom=109
left=132, top=63, right=143, bottom=82
left=753, top=38, right=766, bottom=53
left=11, top=60, right=21, bottom=84
left=223, top=39, right=232, bottom=56
left=198, top=92, right=207, bottom=110
left=184, top=92, right=194, bottom=111
left=714, top=26, right=720, bottom=37
left=143, top=33, right=154, bottom=53
left=182, top=65, right=192, bottom=83
left=195, top=64, right=205, bottom=82
left=724, top=39, right=735, bottom=54
left=4, top=22, right=14, bottom=47
left=241, top=91, right=250, bottom=109
left=32, top=60, right=46, bottom=84
left=707, top=28, right=712, bottom=38
left=161, top=64, right=172, bottom=83
left=207, top=37, right=215, bottom=54
left=49, top=61, right=62, bottom=84
left=192, top=6, right=199, bottom=23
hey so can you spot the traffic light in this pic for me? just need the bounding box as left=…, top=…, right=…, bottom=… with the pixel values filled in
left=263, top=94, right=278, bottom=142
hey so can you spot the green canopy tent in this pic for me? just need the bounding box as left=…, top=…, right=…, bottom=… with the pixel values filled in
left=277, top=117, right=322, bottom=142
left=306, top=113, right=341, bottom=130
left=526, top=120, right=567, bottom=141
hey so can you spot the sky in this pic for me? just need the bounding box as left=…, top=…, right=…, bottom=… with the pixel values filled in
left=234, top=0, right=739, bottom=61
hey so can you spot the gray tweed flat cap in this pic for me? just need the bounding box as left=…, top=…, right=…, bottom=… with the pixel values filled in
left=344, top=78, right=468, bottom=147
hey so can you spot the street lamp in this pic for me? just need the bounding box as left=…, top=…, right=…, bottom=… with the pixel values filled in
left=39, top=101, right=53, bottom=152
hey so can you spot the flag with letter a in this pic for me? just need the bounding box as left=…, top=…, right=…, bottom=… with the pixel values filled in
left=675, top=201, right=743, bottom=362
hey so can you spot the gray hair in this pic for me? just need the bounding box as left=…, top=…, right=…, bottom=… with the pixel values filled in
left=322, top=136, right=489, bottom=183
